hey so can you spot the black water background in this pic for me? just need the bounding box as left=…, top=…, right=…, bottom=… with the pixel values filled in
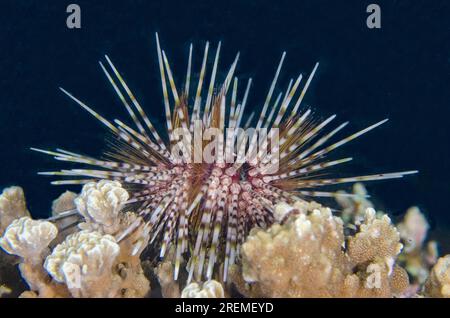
left=0, top=0, right=449, bottom=252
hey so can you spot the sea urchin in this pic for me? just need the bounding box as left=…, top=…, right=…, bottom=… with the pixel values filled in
left=32, top=34, right=417, bottom=282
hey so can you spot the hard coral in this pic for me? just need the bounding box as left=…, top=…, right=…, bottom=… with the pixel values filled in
left=0, top=187, right=30, bottom=236
left=425, top=255, right=450, bottom=298
left=398, top=207, right=429, bottom=253
left=397, top=207, right=437, bottom=286
left=0, top=216, right=69, bottom=297
left=335, top=183, right=373, bottom=224
left=0, top=182, right=150, bottom=298
left=181, top=280, right=225, bottom=298
left=45, top=230, right=120, bottom=297
left=347, top=208, right=403, bottom=266
left=52, top=191, right=77, bottom=214
left=0, top=217, right=57, bottom=263
left=42, top=181, right=151, bottom=298
left=231, top=201, right=409, bottom=298
left=155, top=249, right=181, bottom=298
left=51, top=191, right=80, bottom=243
left=0, top=181, right=439, bottom=298
left=335, top=184, right=438, bottom=294
left=113, top=211, right=151, bottom=298
left=75, top=180, right=129, bottom=234
left=238, top=205, right=348, bottom=297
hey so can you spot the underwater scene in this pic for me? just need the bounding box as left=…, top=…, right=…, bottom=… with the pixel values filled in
left=0, top=0, right=449, bottom=300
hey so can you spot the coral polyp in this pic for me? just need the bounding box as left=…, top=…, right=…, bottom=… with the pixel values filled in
left=32, top=34, right=417, bottom=282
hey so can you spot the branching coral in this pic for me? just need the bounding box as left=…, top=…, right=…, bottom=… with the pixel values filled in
left=425, top=255, right=450, bottom=298
left=347, top=208, right=403, bottom=266
left=0, top=182, right=150, bottom=298
left=0, top=181, right=444, bottom=298
left=336, top=184, right=439, bottom=295
left=75, top=180, right=129, bottom=235
left=41, top=182, right=151, bottom=298
left=0, top=217, right=69, bottom=297
left=398, top=207, right=429, bottom=253
left=52, top=191, right=77, bottom=214
left=51, top=191, right=80, bottom=243
left=335, top=183, right=373, bottom=224
left=231, top=202, right=409, bottom=298
left=181, top=280, right=225, bottom=298
left=45, top=230, right=121, bottom=297
left=344, top=209, right=409, bottom=297
left=41, top=224, right=150, bottom=298
left=73, top=183, right=151, bottom=297
left=155, top=248, right=181, bottom=298
left=236, top=204, right=349, bottom=297
left=397, top=207, right=438, bottom=287
left=0, top=187, right=30, bottom=236
left=112, top=211, right=151, bottom=298
left=0, top=217, right=58, bottom=263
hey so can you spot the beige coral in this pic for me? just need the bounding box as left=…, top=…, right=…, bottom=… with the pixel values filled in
left=0, top=216, right=70, bottom=297
left=41, top=217, right=150, bottom=298
left=45, top=185, right=150, bottom=298
left=234, top=203, right=349, bottom=297
left=338, top=208, right=409, bottom=298
left=68, top=182, right=151, bottom=297
left=425, top=255, right=450, bottom=298
left=347, top=208, right=403, bottom=266
left=52, top=191, right=77, bottom=215
left=181, top=280, right=225, bottom=298
left=0, top=186, right=31, bottom=236
left=232, top=202, right=409, bottom=298
left=335, top=183, right=373, bottom=224
left=0, top=183, right=153, bottom=298
left=397, top=207, right=429, bottom=253
left=273, top=202, right=296, bottom=222
left=396, top=207, right=436, bottom=287
left=51, top=191, right=80, bottom=244
left=75, top=180, right=129, bottom=234
left=44, top=230, right=120, bottom=297
left=342, top=263, right=409, bottom=298
left=155, top=249, right=181, bottom=298
left=0, top=217, right=58, bottom=263
left=113, top=212, right=151, bottom=298
left=335, top=185, right=436, bottom=293
left=0, top=181, right=428, bottom=298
